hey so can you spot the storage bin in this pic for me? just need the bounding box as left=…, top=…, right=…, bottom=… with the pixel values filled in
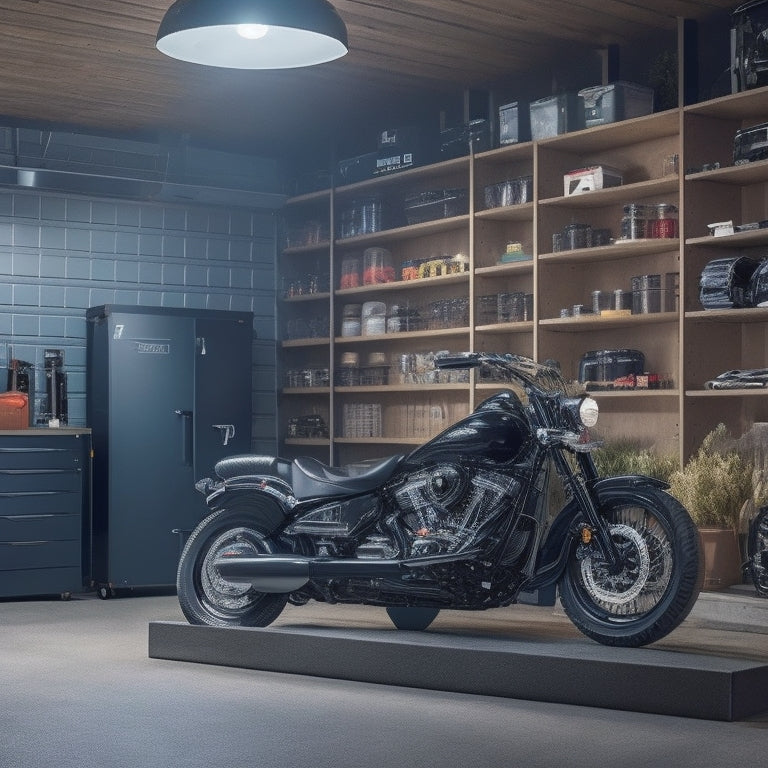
left=498, top=101, right=530, bottom=145
left=529, top=93, right=585, bottom=140
left=363, top=247, right=395, bottom=284
left=404, top=188, right=468, bottom=224
left=578, top=82, right=654, bottom=127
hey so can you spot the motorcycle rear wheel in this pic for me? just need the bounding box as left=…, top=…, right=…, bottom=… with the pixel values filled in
left=177, top=501, right=289, bottom=628
left=559, top=488, right=703, bottom=647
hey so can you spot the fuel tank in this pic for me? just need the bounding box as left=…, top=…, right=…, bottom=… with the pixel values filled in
left=406, top=390, right=533, bottom=466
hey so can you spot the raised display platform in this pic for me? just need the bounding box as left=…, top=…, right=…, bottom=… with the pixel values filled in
left=148, top=620, right=768, bottom=722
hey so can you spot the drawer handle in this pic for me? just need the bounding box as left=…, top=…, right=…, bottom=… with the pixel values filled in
left=6, top=541, right=47, bottom=546
left=0, top=514, right=57, bottom=521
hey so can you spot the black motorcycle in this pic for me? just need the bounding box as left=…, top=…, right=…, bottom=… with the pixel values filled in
left=177, top=352, right=703, bottom=647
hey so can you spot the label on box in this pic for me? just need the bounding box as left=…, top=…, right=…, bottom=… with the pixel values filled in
left=374, top=153, right=415, bottom=175
left=564, top=165, right=623, bottom=196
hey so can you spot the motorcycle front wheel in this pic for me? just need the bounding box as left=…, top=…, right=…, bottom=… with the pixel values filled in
left=177, top=501, right=289, bottom=628
left=559, top=488, right=703, bottom=647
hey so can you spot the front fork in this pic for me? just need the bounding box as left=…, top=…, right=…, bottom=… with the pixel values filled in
left=553, top=448, right=624, bottom=573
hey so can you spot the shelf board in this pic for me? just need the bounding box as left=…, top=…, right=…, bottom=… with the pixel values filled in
left=281, top=292, right=331, bottom=303
left=587, top=388, right=680, bottom=399
left=335, top=156, right=470, bottom=197
left=539, top=311, right=677, bottom=331
left=284, top=189, right=331, bottom=206
left=475, top=261, right=533, bottom=276
left=539, top=176, right=679, bottom=210
left=335, top=327, right=470, bottom=344
left=284, top=438, right=331, bottom=446
left=475, top=321, right=534, bottom=334
left=539, top=238, right=679, bottom=264
left=335, top=437, right=425, bottom=445
left=685, top=307, right=768, bottom=323
left=281, top=387, right=331, bottom=395
left=474, top=141, right=534, bottom=164
left=336, top=272, right=469, bottom=298
left=684, top=86, right=768, bottom=120
left=335, top=214, right=470, bottom=247
left=474, top=201, right=534, bottom=222
left=335, top=383, right=469, bottom=393
left=686, top=388, right=768, bottom=398
left=537, top=110, right=680, bottom=152
left=686, top=228, right=768, bottom=248
left=282, top=337, right=332, bottom=348
left=281, top=241, right=331, bottom=256
left=685, top=158, right=768, bottom=186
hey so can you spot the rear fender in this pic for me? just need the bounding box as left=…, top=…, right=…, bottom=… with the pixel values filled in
left=203, top=478, right=294, bottom=535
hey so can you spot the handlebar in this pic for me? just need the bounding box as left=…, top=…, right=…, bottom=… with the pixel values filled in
left=435, top=352, right=567, bottom=393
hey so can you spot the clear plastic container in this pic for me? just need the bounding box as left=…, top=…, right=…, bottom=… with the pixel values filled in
left=340, top=257, right=361, bottom=289
left=363, top=247, right=395, bottom=284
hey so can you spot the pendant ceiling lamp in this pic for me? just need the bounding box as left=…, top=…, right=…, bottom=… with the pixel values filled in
left=156, top=0, right=349, bottom=69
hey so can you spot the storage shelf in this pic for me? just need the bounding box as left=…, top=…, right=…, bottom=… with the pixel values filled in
left=685, top=158, right=768, bottom=186
left=475, top=261, right=533, bottom=276
left=537, top=109, right=680, bottom=152
left=685, top=308, right=768, bottom=323
left=279, top=93, right=768, bottom=463
left=474, top=202, right=534, bottom=222
left=281, top=387, right=331, bottom=395
left=539, top=311, right=677, bottom=331
left=686, top=389, right=768, bottom=398
left=335, top=214, right=470, bottom=247
left=282, top=337, right=331, bottom=348
left=335, top=383, right=469, bottom=393
left=686, top=229, right=768, bottom=247
left=335, top=327, right=470, bottom=344
left=281, top=292, right=331, bottom=303
left=539, top=176, right=679, bottom=210
left=281, top=242, right=331, bottom=256
left=335, top=436, right=425, bottom=445
left=684, top=85, right=768, bottom=120
left=539, top=238, right=679, bottom=265
left=334, top=156, right=469, bottom=198
left=335, top=272, right=469, bottom=298
left=475, top=321, right=534, bottom=334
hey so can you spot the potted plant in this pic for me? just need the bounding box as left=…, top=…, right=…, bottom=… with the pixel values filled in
left=669, top=424, right=753, bottom=590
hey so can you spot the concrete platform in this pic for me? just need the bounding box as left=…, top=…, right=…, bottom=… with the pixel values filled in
left=149, top=601, right=768, bottom=722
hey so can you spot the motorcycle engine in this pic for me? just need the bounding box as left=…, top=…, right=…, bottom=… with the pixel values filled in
left=390, top=463, right=521, bottom=556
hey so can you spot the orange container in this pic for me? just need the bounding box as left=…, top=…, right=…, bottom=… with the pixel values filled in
left=0, top=392, right=29, bottom=429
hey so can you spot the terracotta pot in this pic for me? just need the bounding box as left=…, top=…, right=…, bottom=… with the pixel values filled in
left=698, top=527, right=743, bottom=591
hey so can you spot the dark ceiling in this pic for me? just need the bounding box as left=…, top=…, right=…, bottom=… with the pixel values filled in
left=0, top=0, right=740, bottom=158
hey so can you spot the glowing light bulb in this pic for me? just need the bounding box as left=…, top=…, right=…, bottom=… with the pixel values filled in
left=237, top=24, right=268, bottom=39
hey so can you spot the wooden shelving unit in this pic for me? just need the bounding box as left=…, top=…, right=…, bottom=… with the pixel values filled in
left=277, top=85, right=768, bottom=464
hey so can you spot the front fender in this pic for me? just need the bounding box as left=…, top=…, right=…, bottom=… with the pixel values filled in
left=524, top=475, right=670, bottom=590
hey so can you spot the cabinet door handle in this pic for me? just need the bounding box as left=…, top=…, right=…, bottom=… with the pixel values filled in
left=174, top=409, right=194, bottom=467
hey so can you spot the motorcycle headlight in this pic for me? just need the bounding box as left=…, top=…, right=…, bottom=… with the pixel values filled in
left=579, top=397, right=599, bottom=428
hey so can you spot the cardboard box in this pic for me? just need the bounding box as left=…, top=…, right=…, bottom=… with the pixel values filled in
left=564, top=165, right=623, bottom=196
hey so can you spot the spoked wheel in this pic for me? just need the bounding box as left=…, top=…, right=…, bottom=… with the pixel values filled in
left=748, top=505, right=768, bottom=597
left=386, top=606, right=440, bottom=631
left=177, top=502, right=288, bottom=628
left=559, top=488, right=703, bottom=647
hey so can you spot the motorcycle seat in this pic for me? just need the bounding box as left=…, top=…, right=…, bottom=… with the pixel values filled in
left=215, top=455, right=293, bottom=484
left=291, top=454, right=405, bottom=499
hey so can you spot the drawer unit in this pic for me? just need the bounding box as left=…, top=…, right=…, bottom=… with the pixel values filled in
left=0, top=431, right=90, bottom=598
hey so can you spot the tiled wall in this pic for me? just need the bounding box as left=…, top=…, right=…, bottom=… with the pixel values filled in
left=0, top=187, right=278, bottom=452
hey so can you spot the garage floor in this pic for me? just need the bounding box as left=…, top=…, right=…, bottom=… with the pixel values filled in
left=2, top=592, right=768, bottom=768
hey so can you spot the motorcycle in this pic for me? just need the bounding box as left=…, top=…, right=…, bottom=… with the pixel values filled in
left=177, top=352, right=703, bottom=647
left=748, top=505, right=768, bottom=597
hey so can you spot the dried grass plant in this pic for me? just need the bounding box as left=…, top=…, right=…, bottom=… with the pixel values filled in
left=593, top=439, right=679, bottom=483
left=668, top=424, right=753, bottom=529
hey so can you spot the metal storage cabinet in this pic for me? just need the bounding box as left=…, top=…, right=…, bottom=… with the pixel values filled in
left=86, top=305, right=254, bottom=595
left=0, top=430, right=90, bottom=599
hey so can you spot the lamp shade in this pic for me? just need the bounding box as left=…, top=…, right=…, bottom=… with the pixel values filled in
left=156, top=0, right=349, bottom=69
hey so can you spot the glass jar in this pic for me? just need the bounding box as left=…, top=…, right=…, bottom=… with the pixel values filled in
left=648, top=203, right=678, bottom=239
left=363, top=247, right=395, bottom=284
